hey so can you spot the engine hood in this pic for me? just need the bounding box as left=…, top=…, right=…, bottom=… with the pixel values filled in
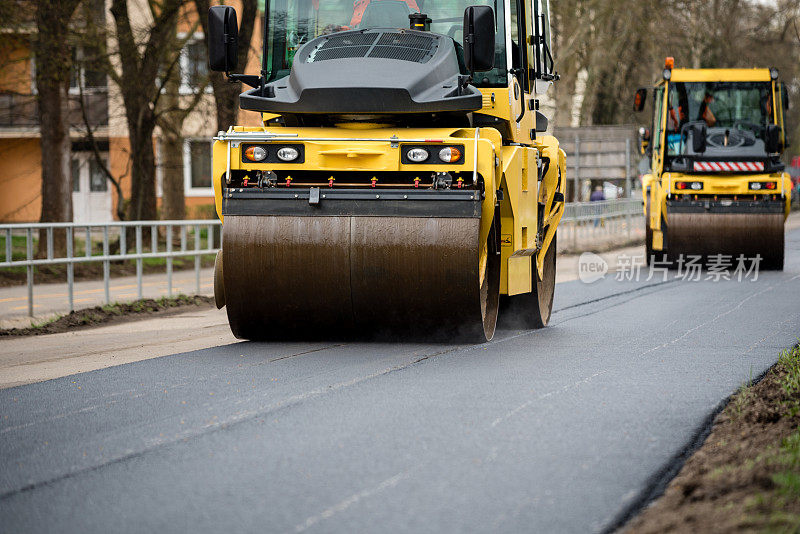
left=239, top=29, right=481, bottom=115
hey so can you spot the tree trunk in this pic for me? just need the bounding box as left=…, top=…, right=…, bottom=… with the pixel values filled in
left=34, top=0, right=80, bottom=255
left=127, top=123, right=158, bottom=221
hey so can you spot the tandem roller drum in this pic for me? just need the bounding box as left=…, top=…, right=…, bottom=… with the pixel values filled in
left=221, top=215, right=500, bottom=341
left=666, top=212, right=784, bottom=269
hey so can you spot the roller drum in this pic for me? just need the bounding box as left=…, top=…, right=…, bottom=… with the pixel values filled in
left=222, top=215, right=499, bottom=341
left=667, top=212, right=784, bottom=268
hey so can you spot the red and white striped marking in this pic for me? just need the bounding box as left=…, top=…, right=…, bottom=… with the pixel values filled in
left=693, top=161, right=764, bottom=172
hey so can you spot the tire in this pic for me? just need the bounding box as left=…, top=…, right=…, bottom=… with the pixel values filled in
left=501, top=232, right=557, bottom=329
left=213, top=250, right=225, bottom=309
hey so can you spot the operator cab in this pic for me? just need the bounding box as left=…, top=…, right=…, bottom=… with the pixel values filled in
left=208, top=0, right=556, bottom=130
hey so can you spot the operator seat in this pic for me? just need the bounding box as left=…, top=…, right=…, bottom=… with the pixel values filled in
left=358, top=0, right=413, bottom=29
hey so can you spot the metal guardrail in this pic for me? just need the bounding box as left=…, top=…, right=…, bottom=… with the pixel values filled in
left=559, top=198, right=645, bottom=251
left=0, top=220, right=221, bottom=316
left=561, top=198, right=642, bottom=222
left=0, top=199, right=644, bottom=317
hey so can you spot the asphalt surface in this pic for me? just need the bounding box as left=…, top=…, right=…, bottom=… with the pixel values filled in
left=1, top=228, right=799, bottom=533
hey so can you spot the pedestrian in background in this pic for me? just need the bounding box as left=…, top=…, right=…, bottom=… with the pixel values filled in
left=590, top=185, right=605, bottom=227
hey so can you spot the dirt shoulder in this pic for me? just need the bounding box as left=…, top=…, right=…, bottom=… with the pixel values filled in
left=0, top=295, right=215, bottom=337
left=623, top=344, right=800, bottom=533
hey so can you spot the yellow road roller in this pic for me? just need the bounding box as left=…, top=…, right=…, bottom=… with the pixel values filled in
left=635, top=59, right=792, bottom=269
left=207, top=0, right=566, bottom=341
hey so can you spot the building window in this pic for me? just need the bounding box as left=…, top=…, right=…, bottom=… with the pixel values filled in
left=181, top=38, right=209, bottom=92
left=71, top=159, right=81, bottom=192
left=89, top=159, right=108, bottom=192
left=70, top=46, right=108, bottom=91
left=184, top=140, right=212, bottom=195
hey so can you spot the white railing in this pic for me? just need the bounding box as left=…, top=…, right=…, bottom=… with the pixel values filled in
left=559, top=198, right=645, bottom=251
left=0, top=220, right=222, bottom=316
left=0, top=199, right=644, bottom=317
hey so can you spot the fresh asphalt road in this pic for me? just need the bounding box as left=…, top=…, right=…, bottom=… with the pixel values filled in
left=1, top=229, right=800, bottom=533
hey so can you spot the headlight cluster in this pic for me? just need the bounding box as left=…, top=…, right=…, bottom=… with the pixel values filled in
left=675, top=181, right=703, bottom=191
left=242, top=144, right=304, bottom=163
left=749, top=181, right=777, bottom=190
left=401, top=145, right=465, bottom=165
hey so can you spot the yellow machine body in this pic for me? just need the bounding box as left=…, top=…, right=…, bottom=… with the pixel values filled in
left=213, top=87, right=566, bottom=302
left=208, top=0, right=565, bottom=340
left=639, top=66, right=790, bottom=267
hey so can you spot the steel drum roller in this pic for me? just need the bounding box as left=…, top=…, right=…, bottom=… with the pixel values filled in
left=667, top=213, right=784, bottom=266
left=222, top=215, right=499, bottom=340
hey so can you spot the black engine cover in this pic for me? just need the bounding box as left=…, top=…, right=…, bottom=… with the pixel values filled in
left=239, top=29, right=481, bottom=115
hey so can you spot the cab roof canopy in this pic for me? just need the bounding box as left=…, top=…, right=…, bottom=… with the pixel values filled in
left=667, top=68, right=774, bottom=83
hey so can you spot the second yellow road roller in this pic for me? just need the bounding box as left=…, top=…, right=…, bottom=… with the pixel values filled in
left=635, top=59, right=792, bottom=269
left=207, top=0, right=566, bottom=341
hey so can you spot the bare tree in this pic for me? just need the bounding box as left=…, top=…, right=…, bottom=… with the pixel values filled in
left=157, top=30, right=210, bottom=221
left=193, top=0, right=259, bottom=132
left=107, top=0, right=185, bottom=221
left=33, top=0, right=82, bottom=253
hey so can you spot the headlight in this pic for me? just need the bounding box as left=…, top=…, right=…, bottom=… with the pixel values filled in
left=676, top=181, right=702, bottom=191
left=244, top=146, right=267, bottom=162
left=750, top=181, right=777, bottom=190
left=277, top=147, right=299, bottom=162
left=439, top=147, right=462, bottom=163
left=407, top=148, right=429, bottom=162
left=402, top=144, right=464, bottom=164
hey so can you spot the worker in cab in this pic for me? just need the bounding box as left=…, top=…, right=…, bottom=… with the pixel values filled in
left=698, top=92, right=717, bottom=127
left=350, top=0, right=420, bottom=27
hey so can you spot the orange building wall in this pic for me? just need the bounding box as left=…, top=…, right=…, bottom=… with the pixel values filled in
left=0, top=37, right=33, bottom=94
left=0, top=138, right=42, bottom=222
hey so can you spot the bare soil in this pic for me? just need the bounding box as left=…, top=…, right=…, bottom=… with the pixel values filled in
left=0, top=295, right=215, bottom=337
left=624, top=351, right=800, bottom=533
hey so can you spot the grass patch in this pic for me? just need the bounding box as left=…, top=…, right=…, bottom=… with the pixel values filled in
left=0, top=294, right=215, bottom=337
left=625, top=343, right=800, bottom=533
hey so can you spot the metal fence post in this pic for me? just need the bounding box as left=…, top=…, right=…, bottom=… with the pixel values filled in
left=625, top=138, right=631, bottom=199
left=26, top=227, right=33, bottom=317
left=5, top=229, right=11, bottom=263
left=46, top=227, right=53, bottom=260
left=166, top=224, right=173, bottom=297
left=103, top=226, right=110, bottom=305
left=66, top=227, right=74, bottom=313
left=136, top=225, right=143, bottom=300
left=194, top=224, right=201, bottom=294
left=574, top=135, right=580, bottom=202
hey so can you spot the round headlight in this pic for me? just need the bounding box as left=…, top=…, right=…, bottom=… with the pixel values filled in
left=691, top=182, right=702, bottom=190
left=244, top=146, right=267, bottom=161
left=439, top=147, right=462, bottom=163
left=407, top=148, right=429, bottom=162
left=277, top=147, right=299, bottom=162
left=662, top=68, right=672, bottom=80
left=750, top=182, right=762, bottom=190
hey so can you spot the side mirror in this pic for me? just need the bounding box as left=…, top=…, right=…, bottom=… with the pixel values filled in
left=633, top=88, right=647, bottom=112
left=692, top=123, right=707, bottom=153
left=781, top=82, right=790, bottom=111
left=766, top=124, right=781, bottom=153
left=463, top=6, right=495, bottom=73
left=208, top=6, right=239, bottom=72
